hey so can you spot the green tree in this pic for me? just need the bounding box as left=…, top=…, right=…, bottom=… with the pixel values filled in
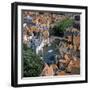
left=23, top=44, right=44, bottom=77
left=56, top=18, right=74, bottom=32
left=51, top=18, right=74, bottom=36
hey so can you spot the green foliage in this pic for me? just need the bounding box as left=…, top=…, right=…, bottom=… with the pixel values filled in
left=50, top=18, right=74, bottom=37
left=23, top=45, right=44, bottom=77
left=56, top=18, right=74, bottom=32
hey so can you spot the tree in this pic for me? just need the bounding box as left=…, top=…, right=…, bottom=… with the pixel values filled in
left=23, top=44, right=44, bottom=77
left=51, top=18, right=74, bottom=37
